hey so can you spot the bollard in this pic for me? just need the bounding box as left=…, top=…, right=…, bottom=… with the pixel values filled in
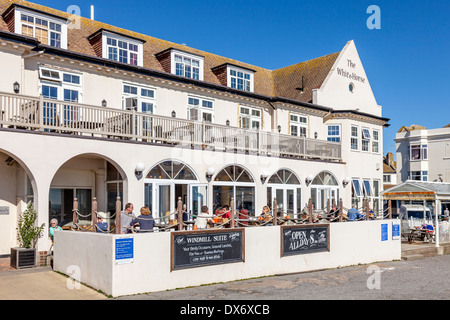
left=73, top=197, right=78, bottom=229
left=115, top=197, right=121, bottom=234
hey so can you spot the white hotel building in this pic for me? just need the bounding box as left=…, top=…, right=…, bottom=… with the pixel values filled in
left=0, top=1, right=389, bottom=258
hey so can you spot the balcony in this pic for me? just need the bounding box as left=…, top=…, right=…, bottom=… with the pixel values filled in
left=0, top=91, right=341, bottom=161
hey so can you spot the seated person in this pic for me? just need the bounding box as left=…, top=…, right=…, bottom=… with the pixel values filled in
left=96, top=212, right=109, bottom=233
left=347, top=204, right=362, bottom=221
left=194, top=205, right=214, bottom=229
left=130, top=206, right=154, bottom=233
left=259, top=206, right=273, bottom=226
left=221, top=205, right=231, bottom=219
left=49, top=218, right=62, bottom=241
left=329, top=204, right=340, bottom=218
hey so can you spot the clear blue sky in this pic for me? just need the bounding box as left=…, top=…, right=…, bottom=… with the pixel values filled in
left=34, top=0, right=450, bottom=157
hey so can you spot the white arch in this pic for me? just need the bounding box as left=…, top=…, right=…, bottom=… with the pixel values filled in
left=145, top=158, right=199, bottom=181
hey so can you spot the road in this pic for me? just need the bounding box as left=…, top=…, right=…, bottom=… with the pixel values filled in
left=116, top=255, right=450, bottom=301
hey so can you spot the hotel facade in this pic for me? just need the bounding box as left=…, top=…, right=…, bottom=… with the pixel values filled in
left=0, top=1, right=389, bottom=257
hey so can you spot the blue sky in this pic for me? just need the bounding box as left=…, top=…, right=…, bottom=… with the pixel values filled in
left=34, top=0, right=450, bottom=157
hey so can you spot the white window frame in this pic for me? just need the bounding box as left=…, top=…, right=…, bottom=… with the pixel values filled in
left=102, top=31, right=143, bottom=67
left=410, top=144, right=428, bottom=161
left=362, top=127, right=371, bottom=152
left=14, top=7, right=67, bottom=49
left=372, top=129, right=380, bottom=154
left=170, top=50, right=204, bottom=81
left=290, top=113, right=308, bottom=137
left=122, top=82, right=156, bottom=113
left=39, top=66, right=83, bottom=102
left=409, top=171, right=428, bottom=182
left=351, top=125, right=359, bottom=151
left=327, top=124, right=341, bottom=142
left=362, top=179, right=372, bottom=197
left=227, top=66, right=254, bottom=92
left=239, top=105, right=261, bottom=130
left=187, top=96, right=214, bottom=123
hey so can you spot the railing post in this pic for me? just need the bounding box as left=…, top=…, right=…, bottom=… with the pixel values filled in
left=39, top=94, right=44, bottom=131
left=92, top=197, right=97, bottom=232
left=308, top=198, right=313, bottom=224
left=177, top=197, right=183, bottom=231
left=365, top=198, right=370, bottom=221
left=273, top=198, right=278, bottom=226
left=131, top=109, right=136, bottom=141
left=230, top=198, right=235, bottom=229
left=339, top=198, right=343, bottom=222
left=72, top=197, right=78, bottom=230
left=115, top=197, right=121, bottom=234
left=388, top=199, right=392, bottom=219
left=327, top=198, right=330, bottom=217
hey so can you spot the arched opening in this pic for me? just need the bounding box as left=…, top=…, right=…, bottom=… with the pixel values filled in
left=267, top=169, right=302, bottom=218
left=0, top=149, right=35, bottom=254
left=311, top=171, right=339, bottom=211
left=49, top=154, right=126, bottom=231
left=212, top=165, right=255, bottom=217
left=144, top=160, right=203, bottom=219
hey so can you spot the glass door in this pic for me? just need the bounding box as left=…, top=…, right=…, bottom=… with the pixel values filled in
left=270, top=186, right=297, bottom=217
left=189, top=184, right=208, bottom=219
left=154, top=183, right=174, bottom=221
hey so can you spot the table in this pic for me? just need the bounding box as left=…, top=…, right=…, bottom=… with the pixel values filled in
left=407, top=228, right=435, bottom=243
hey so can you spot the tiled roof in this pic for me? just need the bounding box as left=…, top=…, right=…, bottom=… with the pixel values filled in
left=0, top=0, right=341, bottom=104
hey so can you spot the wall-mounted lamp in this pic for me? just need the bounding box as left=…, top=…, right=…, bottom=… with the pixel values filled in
left=171, top=110, right=176, bottom=118
left=226, top=119, right=230, bottom=126
left=305, top=174, right=314, bottom=186
left=13, top=81, right=20, bottom=94
left=343, top=177, right=351, bottom=187
left=314, top=132, right=318, bottom=139
left=206, top=167, right=215, bottom=182
left=135, top=162, right=145, bottom=177
left=278, top=125, right=281, bottom=133
left=101, top=99, right=107, bottom=107
left=260, top=171, right=269, bottom=184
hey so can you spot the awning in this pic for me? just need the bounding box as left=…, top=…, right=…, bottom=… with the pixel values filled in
left=381, top=181, right=450, bottom=202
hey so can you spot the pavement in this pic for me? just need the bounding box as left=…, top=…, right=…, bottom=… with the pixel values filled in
left=0, top=241, right=447, bottom=300
left=0, top=257, right=106, bottom=300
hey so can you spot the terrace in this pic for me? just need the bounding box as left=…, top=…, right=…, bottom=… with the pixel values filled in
left=0, top=91, right=341, bottom=161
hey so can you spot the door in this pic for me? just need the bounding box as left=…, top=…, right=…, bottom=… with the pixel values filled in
left=154, top=183, right=174, bottom=220
left=189, top=184, right=208, bottom=218
left=270, top=185, right=297, bottom=217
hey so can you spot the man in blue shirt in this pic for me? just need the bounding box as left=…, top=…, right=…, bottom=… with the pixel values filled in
left=96, top=212, right=109, bottom=233
left=347, top=204, right=362, bottom=221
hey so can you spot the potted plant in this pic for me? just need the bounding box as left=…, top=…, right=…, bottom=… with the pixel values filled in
left=11, top=202, right=45, bottom=269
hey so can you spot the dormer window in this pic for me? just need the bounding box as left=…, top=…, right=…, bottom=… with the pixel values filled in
left=3, top=5, right=68, bottom=49
left=155, top=48, right=204, bottom=81
left=211, top=63, right=255, bottom=92
left=88, top=29, right=145, bottom=67
left=229, top=67, right=253, bottom=92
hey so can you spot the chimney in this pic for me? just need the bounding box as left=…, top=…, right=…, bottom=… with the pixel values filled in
left=90, top=5, right=94, bottom=20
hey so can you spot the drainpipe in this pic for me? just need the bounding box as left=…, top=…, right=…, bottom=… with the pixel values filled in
left=23, top=50, right=45, bottom=59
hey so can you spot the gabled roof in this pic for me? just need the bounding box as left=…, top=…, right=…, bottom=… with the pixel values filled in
left=0, top=0, right=342, bottom=105
left=382, top=181, right=450, bottom=200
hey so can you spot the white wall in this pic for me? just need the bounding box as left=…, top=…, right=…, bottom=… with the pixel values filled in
left=53, top=220, right=401, bottom=297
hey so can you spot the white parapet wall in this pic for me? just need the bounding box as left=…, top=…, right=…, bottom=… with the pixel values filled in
left=53, top=220, right=401, bottom=297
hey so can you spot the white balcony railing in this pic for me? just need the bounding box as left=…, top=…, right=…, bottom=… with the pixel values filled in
left=0, top=92, right=341, bottom=161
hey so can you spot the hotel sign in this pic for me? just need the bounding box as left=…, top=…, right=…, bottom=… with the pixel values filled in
left=171, top=229, right=245, bottom=271
left=336, top=59, right=366, bottom=83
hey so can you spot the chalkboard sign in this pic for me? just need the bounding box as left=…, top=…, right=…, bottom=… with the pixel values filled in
left=281, top=224, right=330, bottom=257
left=171, top=229, right=245, bottom=271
